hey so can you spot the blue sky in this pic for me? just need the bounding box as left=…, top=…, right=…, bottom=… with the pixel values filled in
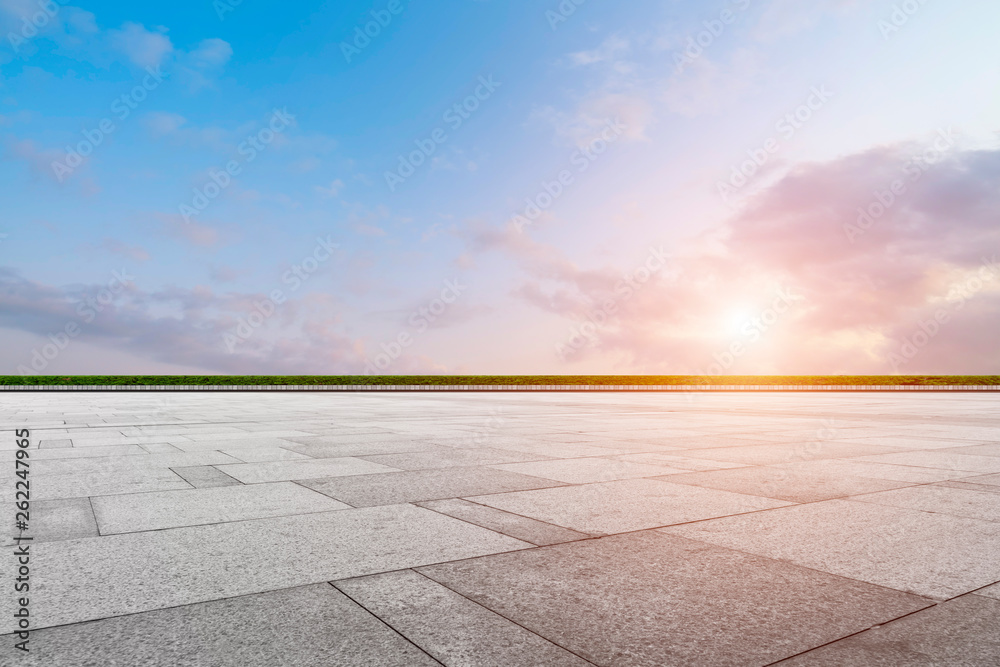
left=2, top=0, right=999, bottom=375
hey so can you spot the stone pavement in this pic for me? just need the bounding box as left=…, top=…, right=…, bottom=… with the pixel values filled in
left=2, top=391, right=999, bottom=666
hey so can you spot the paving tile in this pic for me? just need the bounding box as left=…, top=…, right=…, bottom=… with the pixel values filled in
left=664, top=499, right=1000, bottom=599
left=171, top=465, right=242, bottom=489
left=768, top=458, right=972, bottom=483
left=140, top=443, right=184, bottom=454
left=218, top=446, right=311, bottom=462
left=857, top=451, right=1000, bottom=473
left=281, top=440, right=452, bottom=458
left=358, top=447, right=552, bottom=471
left=610, top=452, right=749, bottom=471
left=849, top=485, right=1000, bottom=522
left=484, top=441, right=641, bottom=457
left=91, top=482, right=350, bottom=534
left=681, top=441, right=901, bottom=465
left=38, top=439, right=73, bottom=449
left=934, top=480, right=1000, bottom=495
left=831, top=435, right=966, bottom=449
left=170, top=437, right=301, bottom=452
left=298, top=467, right=564, bottom=507
left=1, top=498, right=97, bottom=545
left=418, top=531, right=930, bottom=667
left=30, top=451, right=242, bottom=477
left=938, top=443, right=1000, bottom=457
left=335, top=570, right=590, bottom=666
left=0, top=444, right=148, bottom=460
left=661, top=466, right=914, bottom=503
left=32, top=468, right=193, bottom=500
left=0, top=503, right=529, bottom=632
left=283, top=433, right=436, bottom=447
left=0, top=584, right=437, bottom=666
left=416, top=498, right=590, bottom=545
left=491, top=458, right=688, bottom=484
left=975, top=582, right=1000, bottom=600
left=962, top=472, right=1000, bottom=487
left=217, top=457, right=400, bottom=483
left=774, top=594, right=1000, bottom=666
left=468, top=478, right=792, bottom=535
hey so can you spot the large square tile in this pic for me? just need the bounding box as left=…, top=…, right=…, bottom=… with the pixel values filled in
left=468, top=478, right=792, bottom=535
left=0, top=503, right=530, bottom=632
left=662, top=466, right=913, bottom=503
left=418, top=531, right=929, bottom=667
left=298, top=466, right=564, bottom=507
left=0, top=584, right=437, bottom=666
left=774, top=594, right=1000, bottom=665
left=91, top=482, right=350, bottom=533
left=665, top=499, right=1000, bottom=599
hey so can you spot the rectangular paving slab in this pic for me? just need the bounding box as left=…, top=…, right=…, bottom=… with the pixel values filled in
left=335, top=570, right=590, bottom=666
left=218, top=446, right=312, bottom=462
left=91, top=482, right=351, bottom=534
left=467, top=478, right=792, bottom=535
left=975, top=582, right=1000, bottom=600
left=491, top=457, right=689, bottom=483
left=417, top=531, right=930, bottom=667
left=664, top=499, right=1000, bottom=600
left=848, top=484, right=1000, bottom=522
left=216, top=457, right=401, bottom=483
left=0, top=584, right=437, bottom=666
left=280, top=439, right=455, bottom=458
left=416, top=498, right=590, bottom=545
left=171, top=465, right=242, bottom=489
left=680, top=441, right=901, bottom=465
left=767, top=458, right=973, bottom=483
left=660, top=466, right=914, bottom=503
left=29, top=451, right=242, bottom=477
left=357, top=447, right=554, bottom=470
left=856, top=451, right=1000, bottom=474
left=774, top=594, right=1000, bottom=665
left=1, top=498, right=97, bottom=546
left=297, top=466, right=566, bottom=507
left=31, top=468, right=193, bottom=500
left=0, top=503, right=530, bottom=632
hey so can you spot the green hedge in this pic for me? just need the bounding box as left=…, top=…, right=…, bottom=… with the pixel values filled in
left=1, top=375, right=998, bottom=386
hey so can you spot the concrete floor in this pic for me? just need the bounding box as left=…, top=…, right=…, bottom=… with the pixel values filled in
left=2, top=391, right=999, bottom=666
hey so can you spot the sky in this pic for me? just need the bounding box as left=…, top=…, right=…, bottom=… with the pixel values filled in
left=1, top=0, right=998, bottom=376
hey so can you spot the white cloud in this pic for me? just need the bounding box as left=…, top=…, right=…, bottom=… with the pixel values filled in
left=188, top=38, right=232, bottom=68
left=109, top=22, right=173, bottom=68
left=315, top=179, right=345, bottom=198
left=567, top=34, right=630, bottom=67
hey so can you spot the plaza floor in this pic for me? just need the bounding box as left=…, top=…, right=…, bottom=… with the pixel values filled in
left=2, top=391, right=999, bottom=666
